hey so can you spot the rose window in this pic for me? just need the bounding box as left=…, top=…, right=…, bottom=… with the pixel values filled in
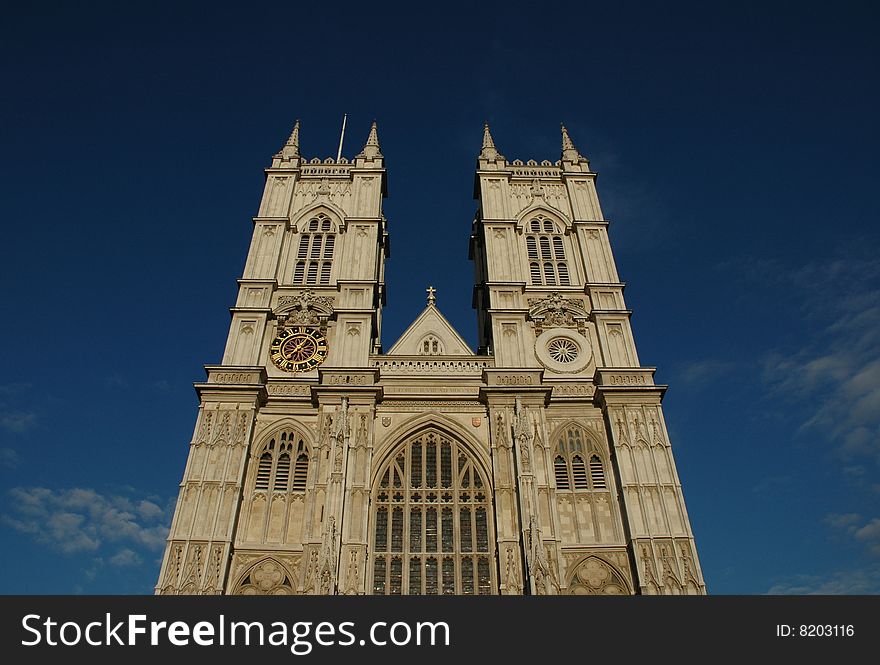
left=547, top=338, right=579, bottom=363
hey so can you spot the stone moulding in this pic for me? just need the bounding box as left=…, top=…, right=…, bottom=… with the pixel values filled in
left=375, top=358, right=493, bottom=375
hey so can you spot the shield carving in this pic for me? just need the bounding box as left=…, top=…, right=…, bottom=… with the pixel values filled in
left=472, top=417, right=482, bottom=427
left=381, top=417, right=391, bottom=427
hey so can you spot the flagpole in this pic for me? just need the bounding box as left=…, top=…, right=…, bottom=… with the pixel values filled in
left=336, top=113, right=347, bottom=162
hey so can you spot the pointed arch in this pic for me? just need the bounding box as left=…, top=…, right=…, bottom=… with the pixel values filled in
left=288, top=205, right=343, bottom=286
left=249, top=423, right=314, bottom=495
left=514, top=205, right=571, bottom=234
left=519, top=209, right=574, bottom=287
left=565, top=555, right=632, bottom=595
left=290, top=202, right=346, bottom=231
left=369, top=420, right=496, bottom=595
left=550, top=422, right=611, bottom=493
left=370, top=414, right=492, bottom=488
left=231, top=557, right=297, bottom=595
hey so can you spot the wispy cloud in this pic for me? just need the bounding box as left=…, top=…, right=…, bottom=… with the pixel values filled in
left=674, top=359, right=738, bottom=387
left=745, top=253, right=880, bottom=461
left=0, top=448, right=19, bottom=468
left=1, top=487, right=171, bottom=555
left=0, top=383, right=32, bottom=396
left=854, top=519, right=880, bottom=556
left=767, top=566, right=880, bottom=594
left=104, top=375, right=128, bottom=388
left=0, top=411, right=37, bottom=433
left=824, top=512, right=880, bottom=557
left=108, top=548, right=142, bottom=567
left=823, top=512, right=862, bottom=533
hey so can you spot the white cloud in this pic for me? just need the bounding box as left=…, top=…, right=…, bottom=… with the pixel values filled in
left=2, top=487, right=171, bottom=556
left=854, top=519, right=880, bottom=555
left=823, top=513, right=880, bottom=557
left=109, top=548, right=142, bottom=567
left=823, top=512, right=862, bottom=532
left=755, top=254, right=880, bottom=461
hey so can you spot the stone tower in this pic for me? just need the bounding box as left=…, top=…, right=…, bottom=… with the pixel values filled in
left=155, top=120, right=706, bottom=596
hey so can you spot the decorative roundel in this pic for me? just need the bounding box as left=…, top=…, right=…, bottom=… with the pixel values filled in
left=270, top=326, right=328, bottom=373
left=534, top=328, right=592, bottom=374
left=547, top=337, right=579, bottom=363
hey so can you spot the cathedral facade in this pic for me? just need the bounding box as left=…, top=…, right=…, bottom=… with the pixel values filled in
left=155, top=120, right=706, bottom=596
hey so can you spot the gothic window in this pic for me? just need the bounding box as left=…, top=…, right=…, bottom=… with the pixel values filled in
left=293, top=213, right=336, bottom=286
left=525, top=216, right=570, bottom=286
left=371, top=430, right=495, bottom=595
left=589, top=454, right=607, bottom=489
left=252, top=431, right=310, bottom=494
left=418, top=334, right=444, bottom=355
left=554, top=427, right=608, bottom=492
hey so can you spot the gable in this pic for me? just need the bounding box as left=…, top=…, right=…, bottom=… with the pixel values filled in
left=386, top=306, right=475, bottom=356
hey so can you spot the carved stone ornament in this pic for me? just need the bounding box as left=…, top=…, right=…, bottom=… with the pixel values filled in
left=527, top=292, right=590, bottom=335
left=566, top=556, right=628, bottom=595
left=534, top=328, right=593, bottom=374
left=276, top=290, right=335, bottom=327
left=233, top=558, right=298, bottom=596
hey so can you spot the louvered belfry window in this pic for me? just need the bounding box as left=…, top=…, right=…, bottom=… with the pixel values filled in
left=372, top=430, right=495, bottom=595
left=293, top=213, right=335, bottom=286
left=526, top=216, right=570, bottom=287
left=554, top=427, right=608, bottom=492
left=252, top=431, right=310, bottom=494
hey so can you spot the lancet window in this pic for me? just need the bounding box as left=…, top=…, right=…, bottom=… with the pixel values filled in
left=253, top=431, right=310, bottom=493
left=526, top=216, right=570, bottom=286
left=553, top=427, right=607, bottom=491
left=293, top=213, right=335, bottom=285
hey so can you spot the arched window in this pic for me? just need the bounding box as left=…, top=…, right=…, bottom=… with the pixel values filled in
left=525, top=215, right=570, bottom=286
left=553, top=427, right=608, bottom=492
left=252, top=431, right=310, bottom=494
left=589, top=454, right=606, bottom=489
left=371, top=430, right=495, bottom=595
left=554, top=455, right=570, bottom=490
left=294, top=213, right=336, bottom=286
left=418, top=335, right=444, bottom=356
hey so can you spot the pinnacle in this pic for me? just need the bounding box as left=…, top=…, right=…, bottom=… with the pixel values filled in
left=277, top=119, right=300, bottom=159
left=479, top=122, right=504, bottom=161
left=356, top=121, right=382, bottom=159
left=288, top=119, right=300, bottom=148
left=366, top=120, right=380, bottom=146
left=560, top=123, right=583, bottom=162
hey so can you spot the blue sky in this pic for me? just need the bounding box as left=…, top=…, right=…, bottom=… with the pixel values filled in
left=1, top=1, right=878, bottom=594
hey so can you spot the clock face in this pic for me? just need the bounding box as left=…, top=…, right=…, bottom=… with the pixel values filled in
left=270, top=326, right=328, bottom=372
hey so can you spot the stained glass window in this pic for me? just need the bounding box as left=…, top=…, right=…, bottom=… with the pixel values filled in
left=371, top=431, right=495, bottom=594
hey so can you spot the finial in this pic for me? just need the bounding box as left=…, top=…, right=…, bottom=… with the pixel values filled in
left=561, top=123, right=582, bottom=162
left=426, top=285, right=437, bottom=306
left=479, top=122, right=504, bottom=160
left=356, top=121, right=382, bottom=158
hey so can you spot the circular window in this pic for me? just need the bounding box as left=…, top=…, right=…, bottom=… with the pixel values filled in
left=534, top=328, right=593, bottom=374
left=547, top=338, right=579, bottom=363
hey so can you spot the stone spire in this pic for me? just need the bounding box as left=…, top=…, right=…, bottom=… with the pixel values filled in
left=356, top=121, right=382, bottom=159
left=560, top=124, right=583, bottom=162
left=278, top=119, right=300, bottom=159
left=480, top=122, right=504, bottom=161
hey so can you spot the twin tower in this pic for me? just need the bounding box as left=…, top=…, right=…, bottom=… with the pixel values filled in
left=155, top=120, right=706, bottom=595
